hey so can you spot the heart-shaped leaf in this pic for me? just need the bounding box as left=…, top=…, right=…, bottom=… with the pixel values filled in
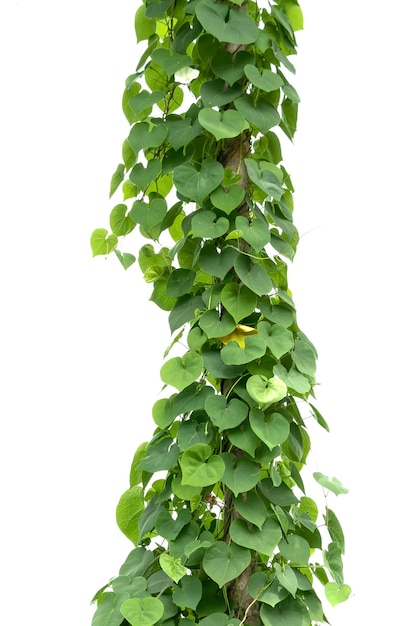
left=278, top=534, right=310, bottom=565
left=228, top=420, right=260, bottom=457
left=130, top=197, right=167, bottom=230
left=199, top=310, right=236, bottom=339
left=234, top=492, right=268, bottom=529
left=234, top=253, right=273, bottom=296
left=244, top=65, right=284, bottom=92
left=166, top=268, right=196, bottom=297
left=260, top=597, right=310, bottom=626
left=247, top=375, right=287, bottom=407
left=235, top=94, right=280, bottom=133
left=172, top=576, right=203, bottom=611
left=160, top=352, right=203, bottom=391
left=191, top=210, right=230, bottom=239
left=129, top=89, right=164, bottom=116
left=167, top=116, right=203, bottom=151
left=230, top=518, right=282, bottom=556
left=152, top=48, right=193, bottom=76
left=120, top=597, right=164, bottom=626
left=199, top=243, right=238, bottom=279
left=292, top=339, right=317, bottom=377
left=196, top=0, right=258, bottom=44
left=221, top=283, right=257, bottom=323
left=203, top=542, right=251, bottom=587
left=211, top=50, right=255, bottom=84
left=200, top=79, right=243, bottom=107
left=180, top=443, right=225, bottom=487
left=257, top=321, right=294, bottom=359
left=198, top=108, right=249, bottom=141
left=235, top=215, right=270, bottom=252
left=205, top=395, right=248, bottom=430
left=210, top=184, right=245, bottom=214
left=159, top=552, right=187, bottom=583
left=274, top=564, right=298, bottom=598
left=245, top=158, right=283, bottom=201
left=128, top=122, right=168, bottom=154
left=155, top=509, right=192, bottom=541
left=174, top=159, right=224, bottom=205
left=116, top=486, right=144, bottom=545
left=90, top=228, right=118, bottom=257
left=130, top=159, right=162, bottom=190
left=92, top=592, right=130, bottom=626
left=220, top=452, right=260, bottom=497
left=248, top=572, right=289, bottom=607
left=324, top=582, right=351, bottom=607
left=110, top=204, right=136, bottom=236
left=249, top=407, right=290, bottom=450
left=220, top=334, right=266, bottom=365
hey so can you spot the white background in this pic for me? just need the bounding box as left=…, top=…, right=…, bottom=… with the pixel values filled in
left=1, top=1, right=415, bottom=624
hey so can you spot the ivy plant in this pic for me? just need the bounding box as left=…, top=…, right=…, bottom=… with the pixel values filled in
left=90, top=1, right=351, bottom=625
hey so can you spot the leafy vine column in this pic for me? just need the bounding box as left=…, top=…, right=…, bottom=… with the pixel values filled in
left=90, top=1, right=350, bottom=625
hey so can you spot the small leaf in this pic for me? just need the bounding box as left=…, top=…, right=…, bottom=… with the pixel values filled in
left=247, top=375, right=287, bottom=407
left=90, top=228, right=118, bottom=257
left=203, top=542, right=251, bottom=587
left=173, top=159, right=224, bottom=205
left=313, top=472, right=349, bottom=496
left=110, top=163, right=125, bottom=198
left=325, top=582, right=351, bottom=607
left=195, top=0, right=258, bottom=44
left=210, top=184, right=245, bottom=214
left=221, top=283, right=257, bottom=323
left=180, top=443, right=225, bottom=487
left=120, top=597, right=164, bottom=626
left=205, top=395, right=248, bottom=430
left=198, top=108, right=249, bottom=141
left=116, top=486, right=144, bottom=545
left=191, top=210, right=229, bottom=239
left=159, top=553, right=187, bottom=583
left=230, top=517, right=282, bottom=555
left=244, top=65, right=284, bottom=92
left=172, top=576, right=203, bottom=610
left=160, top=352, right=203, bottom=391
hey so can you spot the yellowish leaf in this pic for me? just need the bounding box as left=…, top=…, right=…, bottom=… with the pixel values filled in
left=219, top=324, right=258, bottom=348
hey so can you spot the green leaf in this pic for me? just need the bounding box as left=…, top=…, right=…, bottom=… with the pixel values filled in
left=202, top=347, right=245, bottom=380
left=234, top=254, right=273, bottom=296
left=279, top=534, right=310, bottom=565
left=249, top=407, right=290, bottom=450
left=152, top=48, right=193, bottom=76
left=257, top=321, right=294, bottom=359
left=228, top=420, right=260, bottom=457
left=210, top=184, right=245, bottom=214
left=234, top=215, right=270, bottom=252
left=324, top=542, right=345, bottom=586
left=211, top=50, right=255, bottom=84
left=114, top=250, right=136, bottom=270
left=116, top=486, right=144, bottom=545
left=159, top=553, right=187, bottom=583
left=244, top=65, right=284, bottom=92
left=292, top=339, right=316, bottom=377
left=173, top=159, right=224, bottom=205
left=110, top=163, right=125, bottom=198
left=275, top=564, right=298, bottom=598
left=313, top=472, right=349, bottom=496
left=195, top=0, right=258, bottom=44
left=130, top=197, right=167, bottom=232
left=221, top=283, right=257, bottom=323
left=92, top=592, right=129, bottom=626
left=245, top=158, right=283, bottom=200
left=155, top=509, right=192, bottom=541
left=134, top=5, right=156, bottom=42
left=234, top=491, right=268, bottom=529
left=235, top=94, right=280, bottom=133
left=173, top=576, right=203, bottom=611
left=110, top=204, right=135, bottom=236
left=167, top=116, right=202, bottom=151
left=205, top=395, right=248, bottom=430
left=138, top=438, right=180, bottom=473
left=200, top=79, right=243, bottom=108
left=327, top=508, right=345, bottom=553
left=203, top=542, right=251, bottom=587
left=248, top=572, right=288, bottom=607
left=129, top=90, right=164, bottom=117
left=160, top=352, right=203, bottom=391
left=325, top=582, right=351, bottom=607
left=198, top=108, right=249, bottom=141
left=220, top=453, right=260, bottom=497
left=191, top=210, right=230, bottom=239
left=221, top=334, right=266, bottom=365
left=90, top=228, right=118, bottom=257
left=128, top=122, right=168, bottom=155
left=199, top=310, right=236, bottom=339
left=130, top=159, right=162, bottom=190
left=199, top=244, right=238, bottom=280
left=166, top=269, right=196, bottom=297
left=260, top=597, right=310, bottom=626
left=120, top=597, right=164, bottom=626
left=168, top=294, right=205, bottom=333
left=231, top=517, right=282, bottom=555
left=247, top=375, right=287, bottom=407
left=180, top=443, right=225, bottom=487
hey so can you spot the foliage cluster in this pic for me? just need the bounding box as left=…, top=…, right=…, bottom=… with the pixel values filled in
left=90, top=1, right=350, bottom=625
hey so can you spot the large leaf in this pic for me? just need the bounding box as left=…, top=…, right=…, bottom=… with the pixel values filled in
left=235, top=94, right=280, bottom=133
left=200, top=79, right=243, bottom=107
left=221, top=283, right=257, bottom=323
left=159, top=553, right=187, bottom=583
left=257, top=321, right=294, bottom=359
left=210, top=184, right=245, bottom=214
left=191, top=210, right=230, bottom=239
left=195, top=0, right=258, bottom=44
left=211, top=50, right=255, bottom=84
left=198, top=108, right=249, bottom=141
left=220, top=334, right=266, bottom=365
left=120, top=597, right=164, bottom=626
left=244, top=65, right=284, bottom=92
left=180, top=443, right=225, bottom=487
left=260, top=597, right=310, bottom=626
left=199, top=310, right=236, bottom=338
left=249, top=407, right=290, bottom=450
left=128, top=122, right=168, bottom=154
left=172, top=576, right=203, bottom=611
left=278, top=534, right=310, bottom=565
left=234, top=215, right=270, bottom=252
left=220, top=452, right=260, bottom=496
left=203, top=542, right=251, bottom=586
left=247, top=375, right=287, bottom=407
left=199, top=244, right=238, bottom=279
left=173, top=159, right=224, bottom=205
left=234, top=491, right=268, bottom=529
left=234, top=254, right=273, bottom=296
left=160, top=352, right=203, bottom=391
left=205, top=394, right=248, bottom=430
left=152, top=48, right=193, bottom=76
left=129, top=159, right=162, bottom=191
left=230, top=517, right=282, bottom=555
left=116, top=486, right=144, bottom=545
left=92, top=592, right=129, bottom=626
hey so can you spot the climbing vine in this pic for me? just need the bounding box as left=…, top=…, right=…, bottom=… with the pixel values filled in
left=90, top=1, right=350, bottom=625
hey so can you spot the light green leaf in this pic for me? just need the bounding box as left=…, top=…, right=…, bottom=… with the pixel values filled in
left=152, top=48, right=193, bottom=76
left=191, top=210, right=230, bottom=239
left=245, top=158, right=283, bottom=200
left=325, top=582, right=351, bottom=607
left=220, top=334, right=266, bottom=366
left=160, top=352, right=203, bottom=391
left=205, top=395, right=249, bottom=431
left=110, top=204, right=135, bottom=236
left=159, top=553, right=187, bottom=583
left=110, top=163, right=125, bottom=198
left=324, top=542, right=345, bottom=586
left=120, top=597, right=164, bottom=626
left=292, top=339, right=316, bottom=377
left=203, top=542, right=251, bottom=587
left=180, top=443, right=225, bottom=487
left=221, top=283, right=257, bottom=323
left=130, top=197, right=167, bottom=232
left=129, top=90, right=164, bottom=117
left=114, top=250, right=136, bottom=271
left=274, top=564, right=298, bottom=598
left=199, top=310, right=236, bottom=339
left=195, top=0, right=258, bottom=44
left=116, top=486, right=144, bottom=545
left=247, top=375, right=287, bottom=407
left=257, top=321, right=294, bottom=359
left=128, top=122, right=168, bottom=155
left=327, top=508, right=345, bottom=553
left=198, top=108, right=249, bottom=141
left=90, top=228, right=118, bottom=257
left=313, top=472, right=349, bottom=496
left=130, top=159, right=162, bottom=191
